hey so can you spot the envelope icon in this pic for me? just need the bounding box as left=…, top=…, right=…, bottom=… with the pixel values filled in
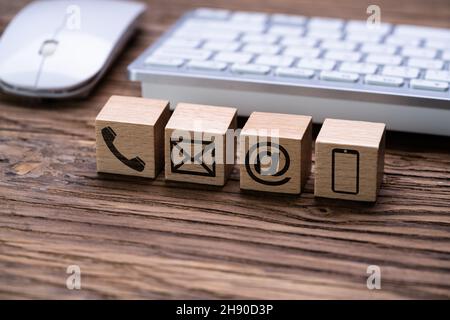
left=170, top=137, right=216, bottom=177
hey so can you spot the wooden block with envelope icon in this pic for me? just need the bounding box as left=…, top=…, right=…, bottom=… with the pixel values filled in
left=165, top=103, right=237, bottom=186
left=239, top=112, right=312, bottom=194
left=314, top=118, right=386, bottom=202
left=95, top=95, right=170, bottom=178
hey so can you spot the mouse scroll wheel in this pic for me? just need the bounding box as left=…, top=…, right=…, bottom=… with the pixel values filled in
left=39, top=40, right=59, bottom=57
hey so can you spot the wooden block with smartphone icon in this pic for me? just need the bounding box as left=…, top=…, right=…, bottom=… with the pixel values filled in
left=95, top=95, right=171, bottom=178
left=314, top=118, right=386, bottom=202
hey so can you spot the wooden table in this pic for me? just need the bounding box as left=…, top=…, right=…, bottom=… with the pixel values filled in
left=1, top=0, right=449, bottom=299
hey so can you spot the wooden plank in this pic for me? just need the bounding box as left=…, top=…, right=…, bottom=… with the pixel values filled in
left=0, top=0, right=449, bottom=299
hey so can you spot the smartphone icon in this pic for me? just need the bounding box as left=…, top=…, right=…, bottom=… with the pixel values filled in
left=101, top=126, right=146, bottom=172
left=332, top=148, right=359, bottom=195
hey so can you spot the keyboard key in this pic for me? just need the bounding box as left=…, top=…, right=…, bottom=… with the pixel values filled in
left=241, top=33, right=279, bottom=44
left=243, top=44, right=280, bottom=54
left=281, top=37, right=318, bottom=47
left=153, top=47, right=212, bottom=60
left=307, top=30, right=342, bottom=39
left=325, top=51, right=361, bottom=62
left=407, top=58, right=444, bottom=70
left=276, top=67, right=315, bottom=79
left=203, top=41, right=240, bottom=51
left=187, top=60, right=227, bottom=71
left=297, top=58, right=336, bottom=70
left=366, top=54, right=402, bottom=66
left=309, top=17, right=344, bottom=30
left=395, top=25, right=450, bottom=40
left=255, top=55, right=294, bottom=67
left=425, top=39, right=450, bottom=50
left=231, top=11, right=268, bottom=23
left=339, top=62, right=378, bottom=74
left=145, top=56, right=184, bottom=67
left=360, top=43, right=397, bottom=55
left=442, top=51, right=450, bottom=61
left=182, top=20, right=261, bottom=33
left=205, top=20, right=264, bottom=33
left=321, top=40, right=357, bottom=51
left=231, top=63, right=271, bottom=75
left=365, top=74, right=404, bottom=87
left=346, top=20, right=391, bottom=34
left=410, top=79, right=449, bottom=91
left=163, top=38, right=201, bottom=48
left=385, top=36, right=421, bottom=46
left=268, top=25, right=304, bottom=36
left=402, top=46, right=437, bottom=59
left=425, top=70, right=450, bottom=82
left=174, top=27, right=239, bottom=41
left=382, top=66, right=420, bottom=78
left=346, top=33, right=383, bottom=43
left=271, top=13, right=306, bottom=25
left=214, top=51, right=254, bottom=63
left=283, top=47, right=321, bottom=58
left=320, top=70, right=359, bottom=82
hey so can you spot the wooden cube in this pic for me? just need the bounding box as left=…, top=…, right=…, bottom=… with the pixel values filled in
left=239, top=112, right=312, bottom=194
left=165, top=103, right=237, bottom=186
left=314, top=118, right=386, bottom=202
left=95, top=95, right=170, bottom=178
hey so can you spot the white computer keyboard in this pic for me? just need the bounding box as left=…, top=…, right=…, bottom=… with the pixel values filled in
left=128, top=8, right=450, bottom=136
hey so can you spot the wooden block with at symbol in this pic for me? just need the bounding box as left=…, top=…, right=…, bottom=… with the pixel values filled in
left=165, top=103, right=237, bottom=186
left=95, top=95, right=170, bottom=178
left=314, top=118, right=386, bottom=202
left=239, top=112, right=312, bottom=194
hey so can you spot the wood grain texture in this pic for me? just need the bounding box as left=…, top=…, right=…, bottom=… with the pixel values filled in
left=314, top=119, right=386, bottom=202
left=240, top=112, right=312, bottom=194
left=0, top=0, right=450, bottom=299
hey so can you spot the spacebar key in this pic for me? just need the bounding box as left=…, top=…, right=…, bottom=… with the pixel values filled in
left=320, top=71, right=359, bottom=82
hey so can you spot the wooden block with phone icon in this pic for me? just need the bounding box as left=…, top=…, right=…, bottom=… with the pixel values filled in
left=165, top=103, right=237, bottom=186
left=239, top=112, right=312, bottom=194
left=314, top=118, right=386, bottom=202
left=95, top=95, right=170, bottom=178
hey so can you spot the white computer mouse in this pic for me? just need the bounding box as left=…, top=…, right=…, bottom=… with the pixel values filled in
left=0, top=0, right=146, bottom=98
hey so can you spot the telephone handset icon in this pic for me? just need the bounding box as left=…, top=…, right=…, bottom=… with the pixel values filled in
left=101, top=126, right=146, bottom=172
